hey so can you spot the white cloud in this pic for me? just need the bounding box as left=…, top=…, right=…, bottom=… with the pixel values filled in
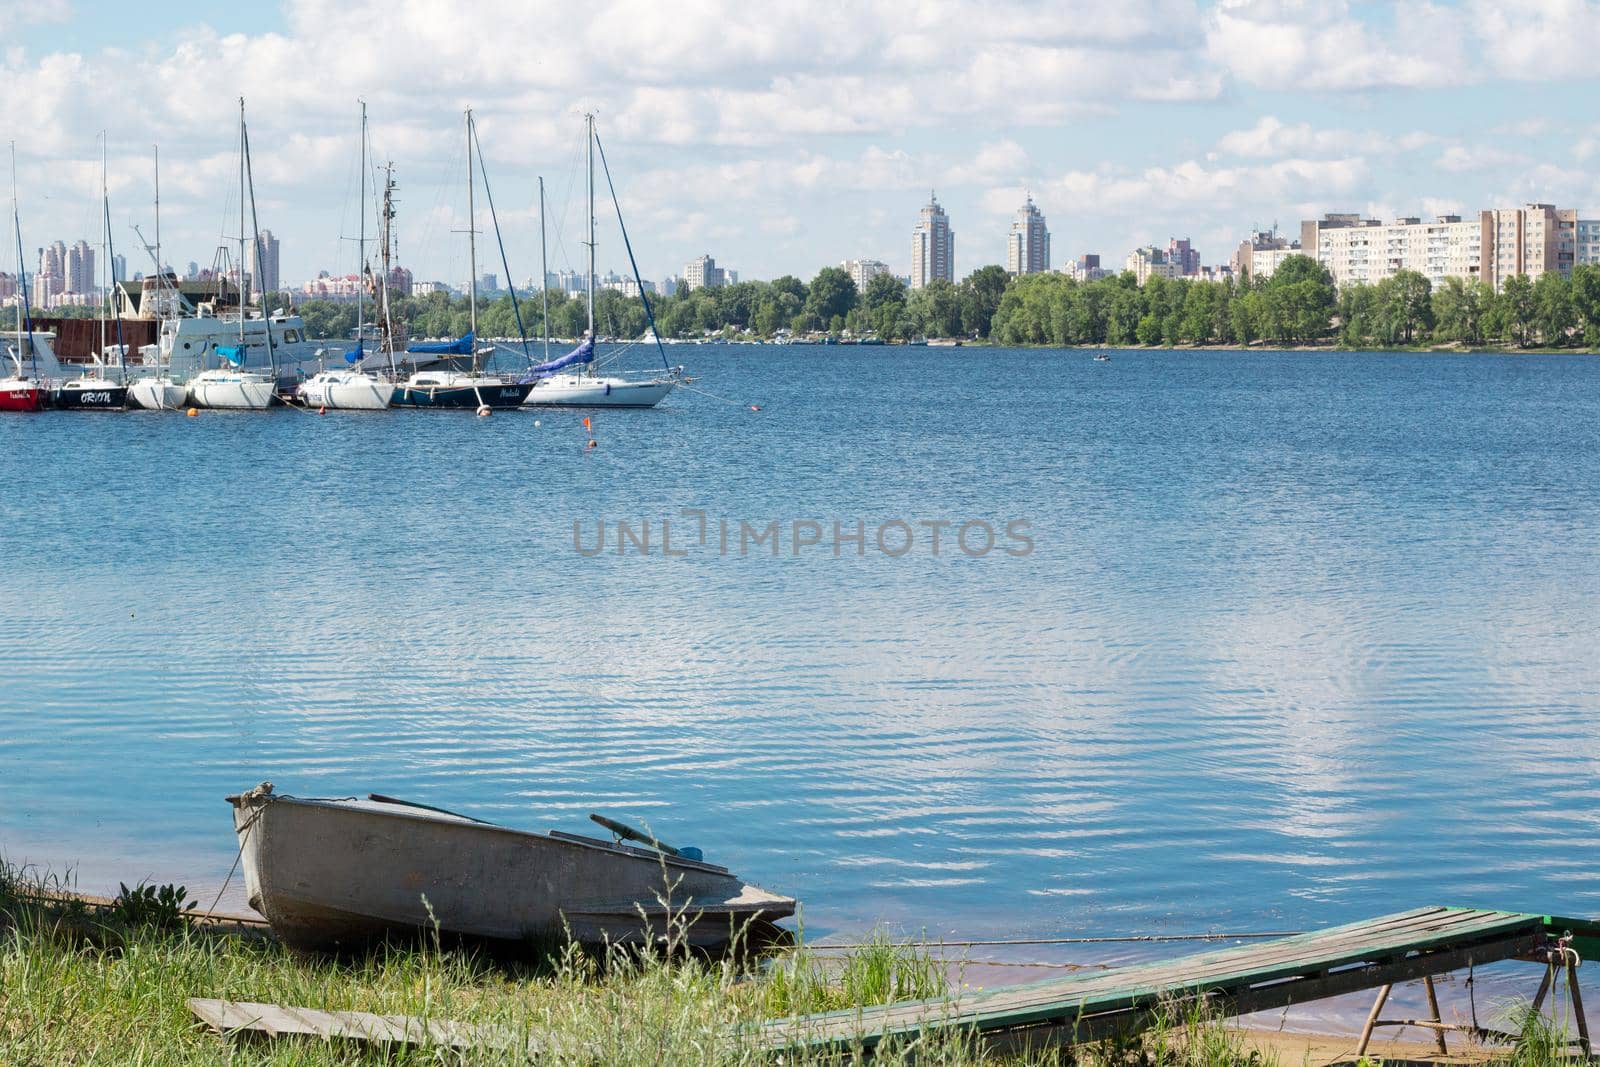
left=1436, top=145, right=1532, bottom=173
left=1207, top=0, right=1470, bottom=91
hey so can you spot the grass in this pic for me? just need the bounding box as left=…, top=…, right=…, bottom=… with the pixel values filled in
left=1, top=860, right=1579, bottom=1066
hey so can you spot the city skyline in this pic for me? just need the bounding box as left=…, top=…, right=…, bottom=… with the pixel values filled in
left=6, top=1, right=1600, bottom=291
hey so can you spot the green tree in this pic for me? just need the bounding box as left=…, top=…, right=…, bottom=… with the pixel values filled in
left=1532, top=270, right=1575, bottom=346
left=958, top=265, right=1010, bottom=338
left=1377, top=270, right=1433, bottom=344
left=1500, top=275, right=1536, bottom=346
left=804, top=267, right=857, bottom=328
left=1569, top=264, right=1600, bottom=346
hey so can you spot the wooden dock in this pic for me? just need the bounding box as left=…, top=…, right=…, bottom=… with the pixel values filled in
left=758, top=907, right=1572, bottom=1055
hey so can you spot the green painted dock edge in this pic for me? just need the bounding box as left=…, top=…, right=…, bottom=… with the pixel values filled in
left=759, top=906, right=1586, bottom=1056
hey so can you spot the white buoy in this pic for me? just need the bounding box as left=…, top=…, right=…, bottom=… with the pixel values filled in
left=533, top=419, right=541, bottom=427
left=476, top=405, right=492, bottom=417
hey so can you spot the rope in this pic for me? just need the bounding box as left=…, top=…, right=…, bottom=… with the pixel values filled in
left=675, top=380, right=756, bottom=408
left=199, top=803, right=268, bottom=922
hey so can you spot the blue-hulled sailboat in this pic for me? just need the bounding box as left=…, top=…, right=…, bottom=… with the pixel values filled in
left=392, top=110, right=532, bottom=411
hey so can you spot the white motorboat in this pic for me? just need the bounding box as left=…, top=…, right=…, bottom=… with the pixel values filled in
left=188, top=368, right=276, bottom=410
left=228, top=783, right=795, bottom=952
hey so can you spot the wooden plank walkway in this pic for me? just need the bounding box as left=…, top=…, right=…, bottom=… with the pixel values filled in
left=758, top=907, right=1549, bottom=1055
left=187, top=998, right=529, bottom=1053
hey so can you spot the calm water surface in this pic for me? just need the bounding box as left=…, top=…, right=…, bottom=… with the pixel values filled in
left=3, top=346, right=1599, bottom=970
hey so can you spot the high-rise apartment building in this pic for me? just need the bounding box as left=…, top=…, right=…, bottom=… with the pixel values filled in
left=1300, top=204, right=1600, bottom=291
left=1166, top=237, right=1199, bottom=277
left=684, top=254, right=727, bottom=291
left=1067, top=254, right=1110, bottom=282
left=67, top=241, right=95, bottom=295
left=1125, top=246, right=1181, bottom=285
left=842, top=258, right=891, bottom=293
left=246, top=229, right=281, bottom=297
left=911, top=193, right=954, bottom=289
left=1006, top=197, right=1050, bottom=275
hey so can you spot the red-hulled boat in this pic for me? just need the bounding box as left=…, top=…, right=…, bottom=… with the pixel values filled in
left=0, top=376, right=45, bottom=412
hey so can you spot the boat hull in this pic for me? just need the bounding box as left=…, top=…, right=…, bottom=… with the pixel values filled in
left=127, top=378, right=189, bottom=411
left=53, top=382, right=128, bottom=410
left=391, top=381, right=532, bottom=409
left=523, top=376, right=675, bottom=408
left=229, top=789, right=794, bottom=953
left=0, top=380, right=46, bottom=412
left=297, top=376, right=396, bottom=411
left=189, top=375, right=277, bottom=410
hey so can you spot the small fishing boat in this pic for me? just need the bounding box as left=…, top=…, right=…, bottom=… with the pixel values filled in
left=1094, top=351, right=1111, bottom=362
left=228, top=783, right=795, bottom=952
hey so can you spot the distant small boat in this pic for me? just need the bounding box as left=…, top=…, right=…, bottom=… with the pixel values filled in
left=1094, top=351, right=1111, bottom=362
left=228, top=783, right=796, bottom=952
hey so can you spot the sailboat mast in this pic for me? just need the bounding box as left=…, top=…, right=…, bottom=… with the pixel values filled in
left=380, top=162, right=396, bottom=379
left=99, top=134, right=108, bottom=359
left=153, top=145, right=161, bottom=280
left=356, top=101, right=366, bottom=363
left=466, top=109, right=478, bottom=371
left=9, top=142, right=29, bottom=371
left=585, top=113, right=595, bottom=350
left=539, top=175, right=550, bottom=363
left=238, top=98, right=246, bottom=358
left=242, top=107, right=276, bottom=378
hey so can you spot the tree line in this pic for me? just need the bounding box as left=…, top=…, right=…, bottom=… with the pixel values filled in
left=43, top=254, right=1600, bottom=349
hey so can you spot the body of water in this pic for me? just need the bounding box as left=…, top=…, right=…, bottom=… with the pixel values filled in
left=3, top=346, right=1598, bottom=975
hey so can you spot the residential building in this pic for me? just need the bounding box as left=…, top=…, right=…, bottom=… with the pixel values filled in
left=1125, top=246, right=1181, bottom=285
left=111, top=253, right=127, bottom=284
left=843, top=258, right=891, bottom=293
left=685, top=254, right=727, bottom=291
left=910, top=192, right=954, bottom=289
left=1066, top=254, right=1110, bottom=283
left=1166, top=237, right=1199, bottom=277
left=1301, top=212, right=1488, bottom=289
left=68, top=240, right=95, bottom=294
left=246, top=229, right=281, bottom=297
left=1232, top=227, right=1300, bottom=281
left=0, top=272, right=14, bottom=301
left=660, top=276, right=681, bottom=297
left=1006, top=196, right=1050, bottom=275
left=412, top=280, right=453, bottom=296
left=386, top=266, right=414, bottom=296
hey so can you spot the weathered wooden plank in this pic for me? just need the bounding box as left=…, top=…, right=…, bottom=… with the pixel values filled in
left=187, top=998, right=523, bottom=1052
left=759, top=908, right=1545, bottom=1051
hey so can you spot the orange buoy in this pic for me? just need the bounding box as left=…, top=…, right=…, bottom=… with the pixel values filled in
left=186, top=407, right=199, bottom=417
left=318, top=405, right=327, bottom=415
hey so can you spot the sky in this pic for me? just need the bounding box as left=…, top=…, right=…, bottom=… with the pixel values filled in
left=4, top=0, right=1600, bottom=289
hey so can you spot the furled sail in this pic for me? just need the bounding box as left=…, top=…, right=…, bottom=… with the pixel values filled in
left=215, top=345, right=245, bottom=366
left=406, top=331, right=475, bottom=355
left=529, top=337, right=594, bottom=376
left=343, top=341, right=364, bottom=364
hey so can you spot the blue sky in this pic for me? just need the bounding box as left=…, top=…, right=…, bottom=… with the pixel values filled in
left=4, top=0, right=1600, bottom=289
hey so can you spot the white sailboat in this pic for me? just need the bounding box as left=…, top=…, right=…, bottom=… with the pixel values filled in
left=189, top=99, right=277, bottom=411
left=524, top=114, right=680, bottom=409
left=128, top=147, right=187, bottom=411
left=297, top=103, right=394, bottom=412
left=57, top=136, right=129, bottom=410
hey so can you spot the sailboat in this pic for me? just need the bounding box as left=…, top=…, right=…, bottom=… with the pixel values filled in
left=188, top=99, right=277, bottom=411
left=127, top=147, right=188, bottom=411
left=392, top=109, right=532, bottom=410
left=57, top=136, right=128, bottom=410
left=523, top=114, right=680, bottom=409
left=296, top=103, right=395, bottom=412
left=2, top=145, right=48, bottom=413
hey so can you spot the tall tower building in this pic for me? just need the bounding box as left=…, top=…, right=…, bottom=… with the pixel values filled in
left=68, top=240, right=95, bottom=294
left=911, top=192, right=954, bottom=289
left=246, top=229, right=281, bottom=298
left=1006, top=196, right=1050, bottom=275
